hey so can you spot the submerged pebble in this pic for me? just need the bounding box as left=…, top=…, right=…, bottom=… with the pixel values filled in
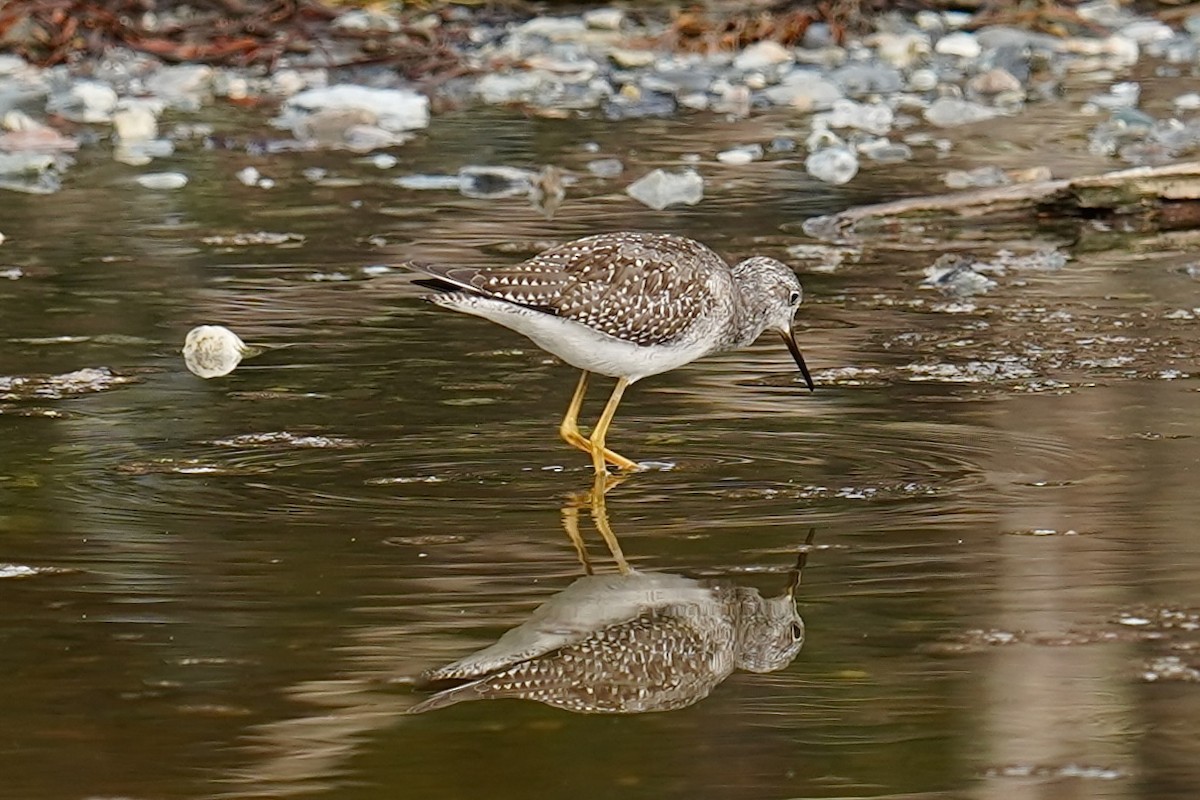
left=625, top=168, right=703, bottom=210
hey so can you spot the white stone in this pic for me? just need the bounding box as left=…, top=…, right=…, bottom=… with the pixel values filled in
left=820, top=98, right=894, bottom=135
left=286, top=85, right=429, bottom=131
left=583, top=8, right=624, bottom=31
left=48, top=81, right=118, bottom=123
left=236, top=166, right=261, bottom=186
left=763, top=71, right=843, bottom=110
left=135, top=172, right=188, bottom=190
left=935, top=31, right=982, bottom=59
left=909, top=68, right=939, bottom=91
left=514, top=16, right=587, bottom=40
left=476, top=71, right=549, bottom=104
left=733, top=40, right=793, bottom=71
left=609, top=49, right=656, bottom=69
left=716, top=144, right=763, bottom=165
left=625, top=168, right=703, bottom=210
left=183, top=325, right=247, bottom=379
left=805, top=146, right=858, bottom=185
left=924, top=97, right=1001, bottom=127
left=146, top=65, right=213, bottom=110
left=873, top=31, right=931, bottom=69
left=112, top=101, right=159, bottom=143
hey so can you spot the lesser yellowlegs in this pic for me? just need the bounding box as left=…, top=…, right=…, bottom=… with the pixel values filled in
left=413, top=232, right=814, bottom=474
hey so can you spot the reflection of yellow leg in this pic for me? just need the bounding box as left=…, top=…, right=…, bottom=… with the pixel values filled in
left=590, top=377, right=632, bottom=476
left=588, top=472, right=630, bottom=575
left=558, top=371, right=639, bottom=472
left=560, top=503, right=593, bottom=575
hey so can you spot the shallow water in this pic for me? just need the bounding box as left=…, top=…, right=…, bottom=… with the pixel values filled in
left=3, top=101, right=1200, bottom=800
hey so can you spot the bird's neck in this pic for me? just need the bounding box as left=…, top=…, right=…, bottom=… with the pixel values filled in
left=726, top=280, right=772, bottom=349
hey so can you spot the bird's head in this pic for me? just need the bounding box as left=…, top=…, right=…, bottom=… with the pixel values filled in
left=732, top=256, right=814, bottom=391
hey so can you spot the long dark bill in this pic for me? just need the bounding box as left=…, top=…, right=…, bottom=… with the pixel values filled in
left=781, top=329, right=815, bottom=391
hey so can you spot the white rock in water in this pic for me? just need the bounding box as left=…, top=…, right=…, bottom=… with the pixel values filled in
left=609, top=49, right=656, bottom=68
left=584, top=8, right=624, bottom=30
left=146, top=65, right=213, bottom=110
left=112, top=101, right=159, bottom=143
left=236, top=166, right=261, bottom=186
left=716, top=144, right=764, bottom=165
left=821, top=98, right=894, bottom=135
left=135, top=172, right=188, bottom=190
left=923, top=97, right=1001, bottom=127
left=475, top=71, right=548, bottom=104
left=394, top=174, right=465, bottom=190
left=625, top=168, right=704, bottom=210
left=47, top=81, right=118, bottom=123
left=586, top=158, right=624, bottom=178
left=286, top=85, right=430, bottom=131
left=805, top=147, right=859, bottom=185
left=183, top=325, right=248, bottom=379
left=733, top=40, right=793, bottom=71
left=763, top=71, right=843, bottom=111
left=935, top=31, right=982, bottom=58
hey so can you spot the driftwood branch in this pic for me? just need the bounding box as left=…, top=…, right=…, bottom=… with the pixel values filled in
left=803, top=161, right=1200, bottom=244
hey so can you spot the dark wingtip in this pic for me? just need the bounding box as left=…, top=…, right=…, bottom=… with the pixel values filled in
left=412, top=277, right=459, bottom=294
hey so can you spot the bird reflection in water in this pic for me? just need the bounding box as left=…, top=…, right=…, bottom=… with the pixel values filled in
left=410, top=475, right=813, bottom=714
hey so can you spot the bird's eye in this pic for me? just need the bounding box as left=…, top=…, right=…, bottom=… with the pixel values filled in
left=788, top=290, right=801, bottom=306
left=790, top=622, right=804, bottom=640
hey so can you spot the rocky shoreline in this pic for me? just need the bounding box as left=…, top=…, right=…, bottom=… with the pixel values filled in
left=1, top=1, right=1200, bottom=204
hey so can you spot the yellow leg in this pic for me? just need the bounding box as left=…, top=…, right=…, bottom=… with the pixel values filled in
left=589, top=377, right=630, bottom=476
left=559, top=371, right=639, bottom=472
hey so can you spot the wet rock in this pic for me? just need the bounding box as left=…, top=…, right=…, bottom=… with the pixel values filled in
left=924, top=96, right=1002, bottom=127
left=135, top=172, right=187, bottom=190
left=820, top=98, right=894, bottom=135
left=733, top=41, right=793, bottom=71
left=586, top=157, right=623, bottom=178
left=211, top=431, right=364, bottom=449
left=943, top=165, right=1010, bottom=189
left=609, top=49, right=656, bottom=69
left=1087, top=81, right=1140, bottom=111
left=871, top=31, right=931, bottom=69
left=183, top=325, right=249, bottom=379
left=763, top=70, right=842, bottom=110
left=111, top=101, right=159, bottom=143
left=625, top=168, right=703, bottom=210
left=829, top=63, right=904, bottom=97
left=395, top=174, right=466, bottom=191
left=284, top=85, right=430, bottom=132
left=45, top=80, right=117, bottom=123
left=0, top=367, right=138, bottom=399
left=476, top=70, right=552, bottom=104
left=935, top=31, right=982, bottom=59
left=459, top=165, right=536, bottom=199
left=0, top=111, right=77, bottom=152
left=202, top=231, right=305, bottom=246
left=583, top=8, right=624, bottom=31
left=716, top=144, right=763, bottom=165
left=858, top=138, right=912, bottom=163
left=146, top=64, right=212, bottom=111
left=922, top=254, right=997, bottom=297
left=805, top=145, right=859, bottom=185
left=967, top=67, right=1023, bottom=98
left=603, top=88, right=675, bottom=120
